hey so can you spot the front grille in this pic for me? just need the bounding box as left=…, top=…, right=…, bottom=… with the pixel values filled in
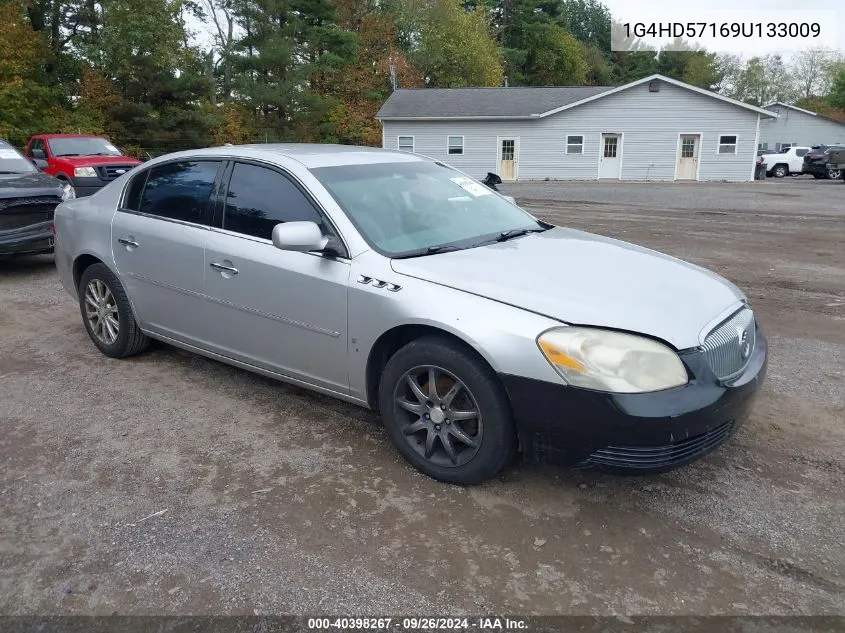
left=0, top=196, right=61, bottom=231
left=585, top=421, right=735, bottom=469
left=701, top=308, right=755, bottom=380
left=95, top=164, right=136, bottom=181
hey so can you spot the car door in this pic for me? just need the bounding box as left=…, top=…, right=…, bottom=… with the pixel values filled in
left=111, top=159, right=224, bottom=345
left=202, top=160, right=351, bottom=394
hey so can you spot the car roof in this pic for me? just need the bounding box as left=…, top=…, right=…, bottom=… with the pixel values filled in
left=151, top=143, right=429, bottom=169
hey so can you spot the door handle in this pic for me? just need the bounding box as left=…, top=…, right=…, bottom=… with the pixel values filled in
left=118, top=237, right=139, bottom=248
left=210, top=262, right=238, bottom=275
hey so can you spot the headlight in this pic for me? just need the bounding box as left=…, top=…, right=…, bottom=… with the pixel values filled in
left=537, top=327, right=688, bottom=393
left=61, top=183, right=76, bottom=201
left=74, top=167, right=97, bottom=178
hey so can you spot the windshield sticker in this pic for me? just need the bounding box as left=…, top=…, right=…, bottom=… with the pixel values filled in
left=450, top=176, right=492, bottom=197
left=0, top=149, right=21, bottom=159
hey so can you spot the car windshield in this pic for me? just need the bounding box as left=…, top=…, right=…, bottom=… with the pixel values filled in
left=312, top=161, right=544, bottom=257
left=0, top=142, right=36, bottom=174
left=47, top=137, right=123, bottom=157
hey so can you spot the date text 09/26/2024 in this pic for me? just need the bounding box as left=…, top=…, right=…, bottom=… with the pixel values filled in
left=307, top=617, right=528, bottom=630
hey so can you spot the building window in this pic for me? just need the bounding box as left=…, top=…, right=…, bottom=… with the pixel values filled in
left=398, top=136, right=414, bottom=152
left=758, top=142, right=768, bottom=150
left=718, top=135, right=738, bottom=154
left=447, top=136, right=464, bottom=155
left=566, top=135, right=584, bottom=154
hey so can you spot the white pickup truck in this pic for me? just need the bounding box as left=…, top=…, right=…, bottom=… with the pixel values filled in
left=761, top=146, right=811, bottom=178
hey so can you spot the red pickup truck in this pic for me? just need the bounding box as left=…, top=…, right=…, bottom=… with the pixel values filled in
left=24, top=134, right=142, bottom=197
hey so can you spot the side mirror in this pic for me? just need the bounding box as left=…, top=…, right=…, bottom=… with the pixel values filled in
left=32, top=159, right=49, bottom=170
left=31, top=148, right=46, bottom=160
left=272, top=221, right=329, bottom=253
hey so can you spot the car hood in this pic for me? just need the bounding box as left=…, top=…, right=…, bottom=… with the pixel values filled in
left=390, top=227, right=745, bottom=350
left=53, top=155, right=141, bottom=166
left=0, top=171, right=63, bottom=198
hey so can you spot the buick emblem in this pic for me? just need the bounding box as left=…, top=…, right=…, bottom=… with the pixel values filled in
left=738, top=328, right=751, bottom=360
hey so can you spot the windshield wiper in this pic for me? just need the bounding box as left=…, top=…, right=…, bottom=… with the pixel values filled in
left=0, top=170, right=26, bottom=174
left=55, top=153, right=80, bottom=157
left=495, top=227, right=547, bottom=242
left=392, top=244, right=464, bottom=259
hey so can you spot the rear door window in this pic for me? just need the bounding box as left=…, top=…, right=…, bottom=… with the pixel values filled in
left=136, top=161, right=222, bottom=224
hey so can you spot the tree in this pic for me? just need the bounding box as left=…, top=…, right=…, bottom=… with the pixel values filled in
left=682, top=53, right=723, bottom=91
left=556, top=0, right=610, bottom=52
left=0, top=1, right=56, bottom=144
left=789, top=48, right=834, bottom=99
left=521, top=22, right=586, bottom=86
left=416, top=0, right=504, bottom=87
left=655, top=39, right=721, bottom=89
left=829, top=69, right=845, bottom=110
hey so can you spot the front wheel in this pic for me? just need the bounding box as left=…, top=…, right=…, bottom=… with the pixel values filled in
left=78, top=263, right=149, bottom=358
left=378, top=337, right=516, bottom=485
left=827, top=168, right=842, bottom=180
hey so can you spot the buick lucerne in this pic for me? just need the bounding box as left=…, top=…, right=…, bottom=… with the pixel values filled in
left=53, top=145, right=767, bottom=484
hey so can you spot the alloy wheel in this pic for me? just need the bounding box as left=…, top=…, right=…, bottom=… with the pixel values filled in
left=84, top=279, right=120, bottom=345
left=393, top=365, right=483, bottom=468
left=828, top=169, right=842, bottom=180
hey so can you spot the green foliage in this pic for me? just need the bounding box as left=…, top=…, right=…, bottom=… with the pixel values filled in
left=416, top=0, right=504, bottom=88
left=4, top=0, right=845, bottom=152
left=829, top=70, right=845, bottom=110
left=521, top=22, right=587, bottom=86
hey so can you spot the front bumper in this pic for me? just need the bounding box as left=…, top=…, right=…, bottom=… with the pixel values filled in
left=69, top=176, right=107, bottom=197
left=500, top=327, right=767, bottom=473
left=0, top=220, right=53, bottom=255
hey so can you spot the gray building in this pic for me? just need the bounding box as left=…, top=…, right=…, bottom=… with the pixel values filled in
left=377, top=74, right=776, bottom=182
left=759, top=102, right=845, bottom=151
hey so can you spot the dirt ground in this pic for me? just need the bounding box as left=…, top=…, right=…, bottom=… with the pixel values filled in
left=1, top=179, right=843, bottom=616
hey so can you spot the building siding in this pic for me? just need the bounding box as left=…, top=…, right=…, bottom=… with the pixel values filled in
left=382, top=81, right=761, bottom=182
left=758, top=105, right=845, bottom=150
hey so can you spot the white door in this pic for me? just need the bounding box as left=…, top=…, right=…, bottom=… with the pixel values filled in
left=676, top=134, right=700, bottom=180
left=499, top=138, right=518, bottom=180
left=599, top=134, right=621, bottom=179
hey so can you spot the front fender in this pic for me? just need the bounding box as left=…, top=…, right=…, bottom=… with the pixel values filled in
left=347, top=252, right=565, bottom=403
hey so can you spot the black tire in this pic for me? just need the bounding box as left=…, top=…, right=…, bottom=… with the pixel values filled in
left=827, top=168, right=841, bottom=180
left=812, top=173, right=822, bottom=179
left=772, top=164, right=788, bottom=178
left=377, top=336, right=516, bottom=485
left=78, top=263, right=148, bottom=358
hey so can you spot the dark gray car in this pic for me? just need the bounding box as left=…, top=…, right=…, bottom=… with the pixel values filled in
left=0, top=140, right=75, bottom=256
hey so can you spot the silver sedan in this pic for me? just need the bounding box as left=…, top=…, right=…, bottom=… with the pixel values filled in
left=53, top=145, right=767, bottom=484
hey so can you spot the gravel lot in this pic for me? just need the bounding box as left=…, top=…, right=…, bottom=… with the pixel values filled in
left=1, top=178, right=843, bottom=616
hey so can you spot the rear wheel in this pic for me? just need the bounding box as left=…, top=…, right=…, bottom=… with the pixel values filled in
left=827, top=168, right=842, bottom=180
left=378, top=336, right=516, bottom=485
left=78, top=263, right=149, bottom=358
left=772, top=164, right=788, bottom=178
left=812, top=173, right=822, bottom=179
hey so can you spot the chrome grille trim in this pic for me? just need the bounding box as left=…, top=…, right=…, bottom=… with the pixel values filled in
left=701, top=307, right=755, bottom=380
